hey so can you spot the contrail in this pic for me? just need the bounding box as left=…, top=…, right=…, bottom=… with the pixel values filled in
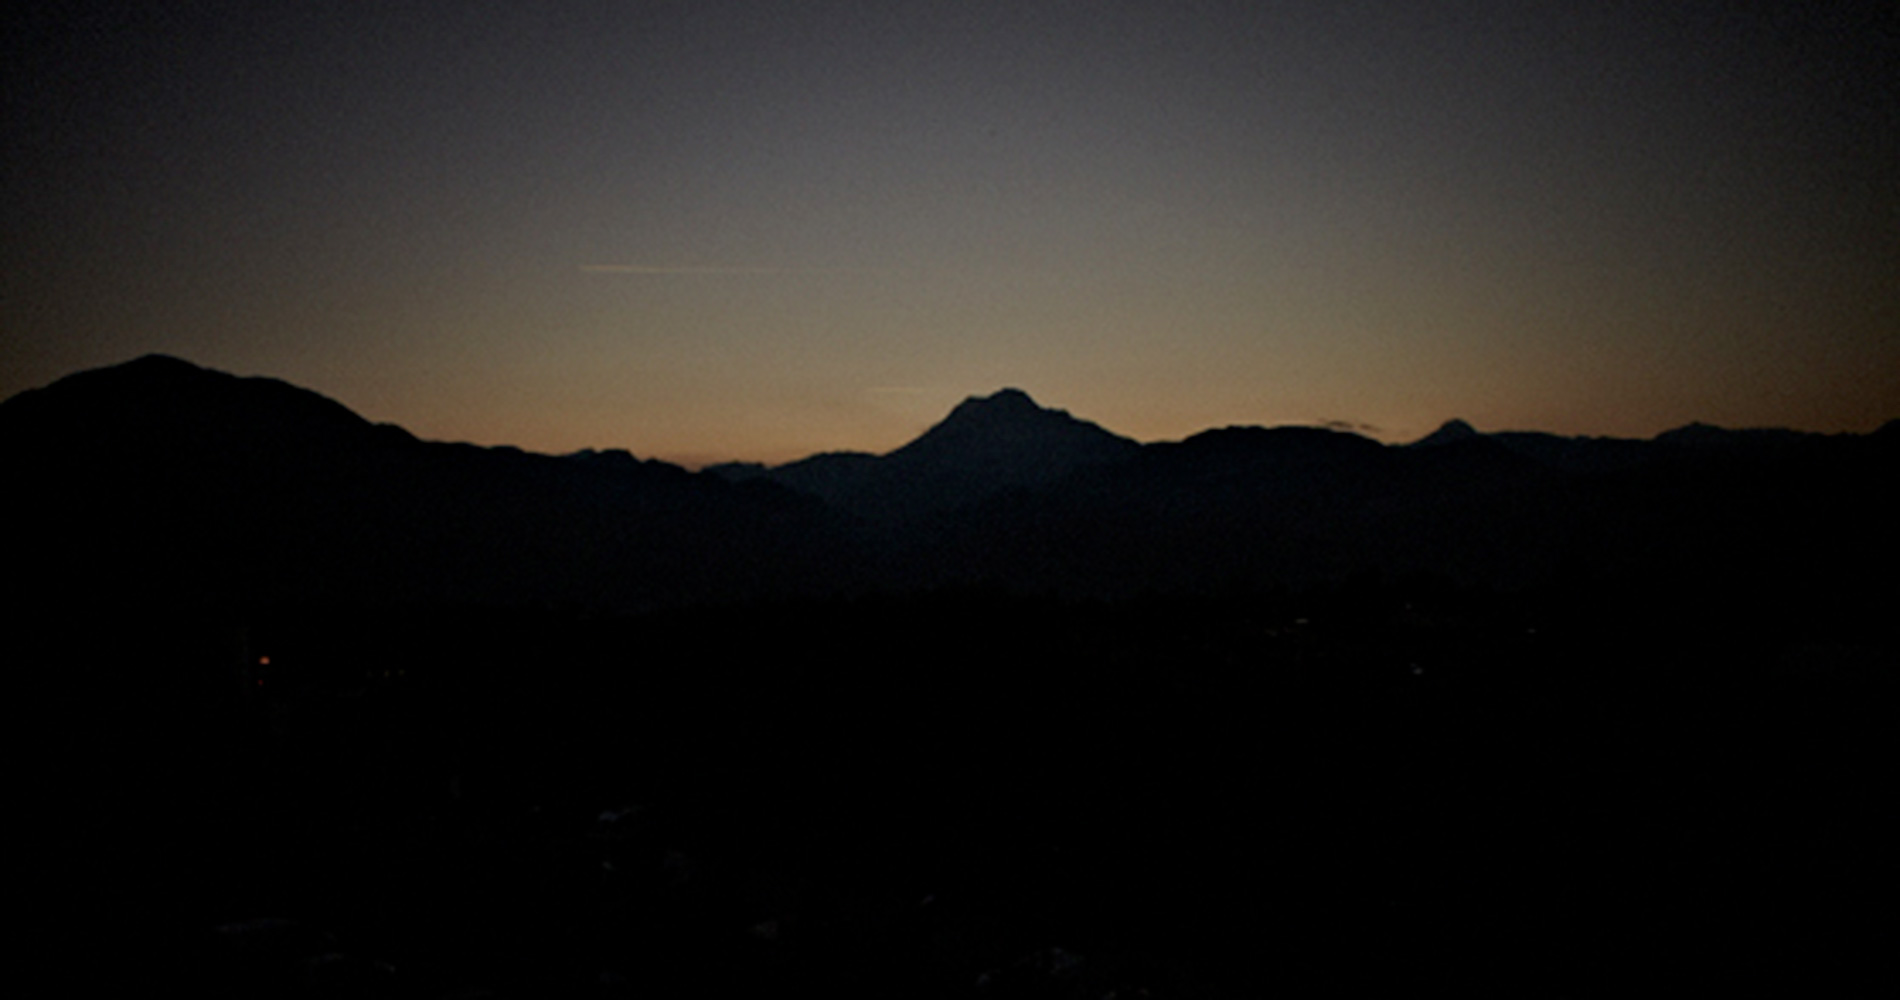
left=580, top=264, right=877, bottom=275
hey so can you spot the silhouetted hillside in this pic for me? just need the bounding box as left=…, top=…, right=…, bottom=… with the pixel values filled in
left=1409, top=417, right=1481, bottom=447
left=713, top=388, right=1140, bottom=525
left=7, top=356, right=1896, bottom=616
left=10, top=357, right=1892, bottom=996
left=882, top=388, right=1138, bottom=483
left=2, top=355, right=859, bottom=613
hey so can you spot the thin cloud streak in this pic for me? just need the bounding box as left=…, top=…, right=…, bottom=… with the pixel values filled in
left=581, top=265, right=882, bottom=275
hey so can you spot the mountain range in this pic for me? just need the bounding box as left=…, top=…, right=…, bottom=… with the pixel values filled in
left=5, top=354, right=1894, bottom=616
left=11, top=356, right=1892, bottom=995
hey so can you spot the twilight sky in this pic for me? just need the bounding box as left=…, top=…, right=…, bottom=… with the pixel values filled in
left=5, top=1, right=1895, bottom=466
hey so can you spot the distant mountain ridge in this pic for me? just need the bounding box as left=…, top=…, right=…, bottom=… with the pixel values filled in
left=1410, top=418, right=1481, bottom=448
left=712, top=388, right=1138, bottom=523
left=885, top=388, right=1137, bottom=475
left=5, top=355, right=1894, bottom=612
left=2, top=355, right=858, bottom=611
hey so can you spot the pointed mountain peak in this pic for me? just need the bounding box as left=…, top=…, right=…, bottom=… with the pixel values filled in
left=898, top=389, right=1130, bottom=454
left=944, top=387, right=1044, bottom=421
left=1411, top=418, right=1480, bottom=447
left=1652, top=420, right=1725, bottom=442
left=1653, top=421, right=1729, bottom=445
left=882, top=387, right=1138, bottom=482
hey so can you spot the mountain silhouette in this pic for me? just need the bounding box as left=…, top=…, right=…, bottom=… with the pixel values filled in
left=3, top=355, right=855, bottom=612
left=1409, top=418, right=1480, bottom=447
left=885, top=388, right=1137, bottom=477
left=12, top=357, right=1889, bottom=998
left=0, top=353, right=408, bottom=457
left=5, top=355, right=1895, bottom=614
left=714, top=388, right=1139, bottom=523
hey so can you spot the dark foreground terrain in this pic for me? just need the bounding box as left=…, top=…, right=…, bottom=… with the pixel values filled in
left=19, top=586, right=1889, bottom=997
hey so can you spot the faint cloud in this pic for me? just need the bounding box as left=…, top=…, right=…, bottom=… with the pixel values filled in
left=866, top=386, right=931, bottom=395
left=1317, top=418, right=1382, bottom=435
left=581, top=264, right=878, bottom=275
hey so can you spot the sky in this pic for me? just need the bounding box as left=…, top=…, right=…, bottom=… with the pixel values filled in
left=4, top=1, right=1895, bottom=466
